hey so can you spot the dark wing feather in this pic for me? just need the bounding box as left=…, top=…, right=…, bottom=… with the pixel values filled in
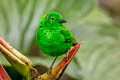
left=60, top=28, right=78, bottom=46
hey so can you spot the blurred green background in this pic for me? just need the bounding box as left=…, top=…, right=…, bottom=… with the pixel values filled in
left=0, top=0, right=120, bottom=80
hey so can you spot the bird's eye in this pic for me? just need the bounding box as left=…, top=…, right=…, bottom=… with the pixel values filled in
left=51, top=17, right=55, bottom=20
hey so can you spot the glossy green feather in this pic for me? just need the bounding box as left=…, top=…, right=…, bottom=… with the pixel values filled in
left=36, top=12, right=77, bottom=56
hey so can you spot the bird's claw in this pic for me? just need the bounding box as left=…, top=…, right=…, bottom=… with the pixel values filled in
left=31, top=67, right=42, bottom=80
left=47, top=71, right=52, bottom=77
left=47, top=70, right=55, bottom=80
left=65, top=52, right=69, bottom=61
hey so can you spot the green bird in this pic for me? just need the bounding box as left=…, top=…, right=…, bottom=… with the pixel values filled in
left=36, top=12, right=78, bottom=75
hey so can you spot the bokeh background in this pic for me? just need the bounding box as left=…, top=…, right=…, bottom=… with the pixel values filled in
left=0, top=0, right=120, bottom=80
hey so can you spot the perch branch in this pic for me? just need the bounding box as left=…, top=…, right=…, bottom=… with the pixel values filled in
left=0, top=37, right=85, bottom=80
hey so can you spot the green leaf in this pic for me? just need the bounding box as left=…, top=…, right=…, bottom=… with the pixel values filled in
left=0, top=54, right=10, bottom=66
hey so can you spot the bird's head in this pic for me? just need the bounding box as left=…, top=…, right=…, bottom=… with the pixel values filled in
left=39, top=12, right=67, bottom=28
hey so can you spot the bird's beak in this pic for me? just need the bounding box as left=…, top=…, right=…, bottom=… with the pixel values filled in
left=59, top=19, right=67, bottom=23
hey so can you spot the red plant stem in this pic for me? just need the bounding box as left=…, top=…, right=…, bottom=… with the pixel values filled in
left=54, top=43, right=81, bottom=71
left=0, top=64, right=11, bottom=80
left=52, top=41, right=85, bottom=79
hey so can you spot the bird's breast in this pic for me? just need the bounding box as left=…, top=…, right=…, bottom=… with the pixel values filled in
left=36, top=29, right=72, bottom=56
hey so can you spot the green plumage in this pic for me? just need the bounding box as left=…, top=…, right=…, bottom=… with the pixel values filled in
left=36, top=12, right=77, bottom=57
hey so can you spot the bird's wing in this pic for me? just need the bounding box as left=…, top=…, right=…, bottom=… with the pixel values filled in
left=60, top=27, right=78, bottom=46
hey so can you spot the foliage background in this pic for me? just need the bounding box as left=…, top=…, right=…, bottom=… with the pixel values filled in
left=0, top=0, right=120, bottom=80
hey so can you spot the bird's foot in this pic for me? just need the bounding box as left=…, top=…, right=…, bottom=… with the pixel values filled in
left=47, top=69, right=52, bottom=77
left=31, top=67, right=42, bottom=80
left=65, top=52, right=69, bottom=61
left=47, top=57, right=58, bottom=79
left=47, top=69, right=55, bottom=80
